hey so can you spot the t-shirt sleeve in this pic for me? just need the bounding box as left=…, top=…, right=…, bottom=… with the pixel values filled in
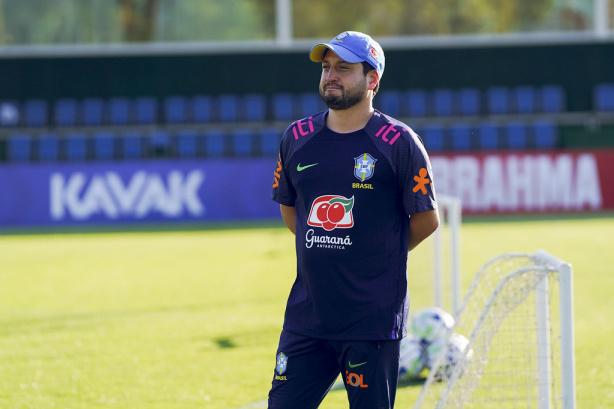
left=398, top=129, right=438, bottom=215
left=271, top=127, right=296, bottom=207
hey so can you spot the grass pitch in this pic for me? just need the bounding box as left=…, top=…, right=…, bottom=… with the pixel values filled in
left=1, top=215, right=613, bottom=409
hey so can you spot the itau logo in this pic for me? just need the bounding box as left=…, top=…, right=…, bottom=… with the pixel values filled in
left=307, top=195, right=354, bottom=231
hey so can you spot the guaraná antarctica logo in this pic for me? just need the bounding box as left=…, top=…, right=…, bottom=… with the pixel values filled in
left=307, top=195, right=355, bottom=231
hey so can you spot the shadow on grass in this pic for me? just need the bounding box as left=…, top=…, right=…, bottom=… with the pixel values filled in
left=398, top=376, right=427, bottom=388
left=0, top=219, right=285, bottom=236
left=214, top=337, right=237, bottom=349
left=3, top=211, right=614, bottom=236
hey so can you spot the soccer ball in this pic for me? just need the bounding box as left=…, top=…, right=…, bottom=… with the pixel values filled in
left=426, top=333, right=473, bottom=380
left=398, top=334, right=426, bottom=380
left=410, top=307, right=455, bottom=345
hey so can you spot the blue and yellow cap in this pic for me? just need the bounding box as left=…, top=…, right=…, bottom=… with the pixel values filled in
left=309, top=31, right=385, bottom=81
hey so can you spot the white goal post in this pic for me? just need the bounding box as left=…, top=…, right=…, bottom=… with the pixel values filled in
left=432, top=194, right=462, bottom=315
left=414, top=250, right=576, bottom=409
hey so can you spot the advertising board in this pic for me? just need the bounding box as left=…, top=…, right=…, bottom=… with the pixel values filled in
left=1, top=150, right=612, bottom=228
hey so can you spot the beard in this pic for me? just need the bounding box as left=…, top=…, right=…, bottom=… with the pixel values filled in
left=319, top=77, right=368, bottom=110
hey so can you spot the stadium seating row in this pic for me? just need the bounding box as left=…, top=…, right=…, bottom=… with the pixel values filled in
left=1, top=83, right=610, bottom=128
left=0, top=94, right=325, bottom=128
left=376, top=85, right=567, bottom=117
left=3, top=120, right=558, bottom=162
left=4, top=128, right=283, bottom=162
left=418, top=120, right=558, bottom=151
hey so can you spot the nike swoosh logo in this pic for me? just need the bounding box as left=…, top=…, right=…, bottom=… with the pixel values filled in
left=348, top=361, right=367, bottom=368
left=297, top=163, right=318, bottom=172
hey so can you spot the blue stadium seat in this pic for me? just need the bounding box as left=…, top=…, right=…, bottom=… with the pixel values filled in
left=378, top=90, right=402, bottom=117
left=192, top=95, right=213, bottom=123
left=406, top=90, right=427, bottom=117
left=54, top=98, right=78, bottom=127
left=37, top=133, right=60, bottom=161
left=450, top=123, right=472, bottom=151
left=457, top=88, right=481, bottom=116
left=231, top=128, right=253, bottom=157
left=299, top=92, right=325, bottom=117
left=93, top=131, right=115, bottom=161
left=261, top=128, right=281, bottom=156
left=108, top=97, right=131, bottom=125
left=534, top=120, right=558, bottom=149
left=64, top=132, right=88, bottom=161
left=272, top=93, right=296, bottom=121
left=24, top=99, right=48, bottom=127
left=148, top=130, right=171, bottom=156
left=432, top=88, right=454, bottom=116
left=244, top=94, right=267, bottom=122
left=477, top=122, right=499, bottom=150
left=506, top=121, right=528, bottom=149
left=134, top=97, right=158, bottom=124
left=594, top=83, right=614, bottom=112
left=540, top=85, right=565, bottom=113
left=205, top=129, right=225, bottom=157
left=513, top=86, right=537, bottom=114
left=164, top=96, right=188, bottom=124
left=422, top=124, right=445, bottom=151
left=176, top=129, right=199, bottom=157
left=218, top=94, right=240, bottom=122
left=81, top=98, right=104, bottom=126
left=7, top=133, right=32, bottom=161
left=0, top=101, right=20, bottom=127
left=486, top=87, right=510, bottom=115
left=121, top=130, right=144, bottom=159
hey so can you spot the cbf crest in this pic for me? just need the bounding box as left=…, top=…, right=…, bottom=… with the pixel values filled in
left=333, top=32, right=349, bottom=42
left=354, top=153, right=377, bottom=182
left=276, top=352, right=288, bottom=375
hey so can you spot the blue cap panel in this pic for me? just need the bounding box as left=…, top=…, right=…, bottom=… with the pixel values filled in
left=309, top=31, right=385, bottom=80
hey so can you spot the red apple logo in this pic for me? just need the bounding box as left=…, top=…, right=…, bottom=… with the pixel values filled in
left=307, top=195, right=354, bottom=231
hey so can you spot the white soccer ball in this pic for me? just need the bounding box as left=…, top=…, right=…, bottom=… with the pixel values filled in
left=410, top=307, right=455, bottom=345
left=426, top=333, right=473, bottom=380
left=398, top=334, right=426, bottom=380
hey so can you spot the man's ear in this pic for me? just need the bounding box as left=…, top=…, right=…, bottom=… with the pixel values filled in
left=368, top=71, right=379, bottom=90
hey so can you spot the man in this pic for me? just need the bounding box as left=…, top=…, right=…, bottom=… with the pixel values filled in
left=269, top=31, right=439, bottom=409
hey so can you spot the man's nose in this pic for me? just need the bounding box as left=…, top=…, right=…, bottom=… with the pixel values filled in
left=325, top=68, right=339, bottom=81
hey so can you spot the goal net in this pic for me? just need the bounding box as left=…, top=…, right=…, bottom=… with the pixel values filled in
left=414, top=250, right=576, bottom=409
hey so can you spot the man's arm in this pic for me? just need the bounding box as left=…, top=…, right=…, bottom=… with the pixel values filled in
left=280, top=204, right=297, bottom=235
left=408, top=209, right=440, bottom=252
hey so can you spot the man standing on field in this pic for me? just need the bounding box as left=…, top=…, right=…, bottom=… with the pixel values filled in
left=269, top=31, right=439, bottom=409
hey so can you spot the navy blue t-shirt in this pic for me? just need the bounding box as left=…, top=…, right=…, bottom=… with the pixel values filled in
left=272, top=110, right=437, bottom=341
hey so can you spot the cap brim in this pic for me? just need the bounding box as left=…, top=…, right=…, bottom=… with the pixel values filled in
left=309, top=43, right=364, bottom=64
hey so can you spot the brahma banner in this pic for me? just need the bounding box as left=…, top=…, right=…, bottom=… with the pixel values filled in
left=0, top=150, right=612, bottom=228
left=430, top=150, right=614, bottom=213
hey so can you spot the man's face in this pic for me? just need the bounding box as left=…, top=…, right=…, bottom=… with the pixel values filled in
left=319, top=51, right=369, bottom=111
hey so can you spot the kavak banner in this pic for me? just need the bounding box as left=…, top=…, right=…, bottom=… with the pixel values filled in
left=0, top=159, right=279, bottom=227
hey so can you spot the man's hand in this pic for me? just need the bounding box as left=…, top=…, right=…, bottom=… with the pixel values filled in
left=280, top=204, right=297, bottom=235
left=408, top=209, right=440, bottom=252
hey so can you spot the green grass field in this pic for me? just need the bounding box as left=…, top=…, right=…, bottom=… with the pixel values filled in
left=1, top=215, right=613, bottom=409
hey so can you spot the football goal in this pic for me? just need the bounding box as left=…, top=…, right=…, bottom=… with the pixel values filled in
left=432, top=193, right=462, bottom=315
left=414, top=250, right=576, bottom=409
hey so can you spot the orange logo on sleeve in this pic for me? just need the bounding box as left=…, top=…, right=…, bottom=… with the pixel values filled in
left=413, top=168, right=430, bottom=195
left=273, top=155, right=282, bottom=188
